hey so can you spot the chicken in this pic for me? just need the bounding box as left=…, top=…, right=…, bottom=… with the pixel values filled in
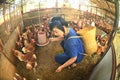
left=96, top=44, right=107, bottom=55
left=26, top=27, right=34, bottom=41
left=23, top=52, right=37, bottom=70
left=13, top=73, right=26, bottom=80
left=12, top=49, right=37, bottom=70
left=96, top=35, right=102, bottom=43
left=22, top=32, right=29, bottom=46
left=12, top=49, right=24, bottom=61
left=22, top=39, right=36, bottom=53
left=16, top=41, right=23, bottom=51
left=96, top=35, right=109, bottom=55
left=100, top=35, right=110, bottom=46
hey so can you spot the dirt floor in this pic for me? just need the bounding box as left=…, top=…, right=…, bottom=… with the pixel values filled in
left=16, top=41, right=101, bottom=80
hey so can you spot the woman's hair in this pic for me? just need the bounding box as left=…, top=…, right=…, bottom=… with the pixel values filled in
left=49, top=16, right=68, bottom=32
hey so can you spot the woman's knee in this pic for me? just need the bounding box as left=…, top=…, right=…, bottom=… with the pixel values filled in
left=55, top=54, right=68, bottom=64
left=55, top=55, right=63, bottom=64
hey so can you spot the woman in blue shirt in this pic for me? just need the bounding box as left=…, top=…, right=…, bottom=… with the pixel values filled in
left=49, top=16, right=85, bottom=72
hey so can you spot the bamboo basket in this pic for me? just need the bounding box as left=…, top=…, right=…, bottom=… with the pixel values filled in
left=77, top=27, right=97, bottom=55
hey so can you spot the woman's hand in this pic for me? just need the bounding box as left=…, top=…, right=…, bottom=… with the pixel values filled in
left=55, top=65, right=64, bottom=72
left=49, top=38, right=56, bottom=42
left=49, top=37, right=64, bottom=42
left=55, top=56, right=77, bottom=72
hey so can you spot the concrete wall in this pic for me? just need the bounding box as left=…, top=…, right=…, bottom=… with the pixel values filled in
left=0, top=16, right=24, bottom=80
left=0, top=52, right=16, bottom=80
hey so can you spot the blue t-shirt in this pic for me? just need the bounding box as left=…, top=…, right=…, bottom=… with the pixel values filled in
left=61, top=28, right=85, bottom=62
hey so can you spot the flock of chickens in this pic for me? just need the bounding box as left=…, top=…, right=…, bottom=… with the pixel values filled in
left=0, top=15, right=112, bottom=80
left=13, top=22, right=50, bottom=70
left=70, top=18, right=111, bottom=55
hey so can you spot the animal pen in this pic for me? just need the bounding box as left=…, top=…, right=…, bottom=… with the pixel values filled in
left=0, top=0, right=119, bottom=80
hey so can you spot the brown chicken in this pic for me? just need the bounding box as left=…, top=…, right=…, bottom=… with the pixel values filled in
left=23, top=52, right=37, bottom=70
left=22, top=39, right=36, bottom=53
left=12, top=49, right=37, bottom=70
left=97, top=44, right=107, bottom=55
left=16, top=41, right=23, bottom=51
left=96, top=35, right=109, bottom=55
left=13, top=73, right=26, bottom=80
left=12, top=49, right=24, bottom=61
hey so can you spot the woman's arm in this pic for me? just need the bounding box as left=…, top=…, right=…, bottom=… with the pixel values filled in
left=55, top=56, right=77, bottom=72
left=49, top=37, right=64, bottom=42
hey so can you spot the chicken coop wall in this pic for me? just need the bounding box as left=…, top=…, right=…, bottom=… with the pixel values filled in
left=0, top=6, right=24, bottom=80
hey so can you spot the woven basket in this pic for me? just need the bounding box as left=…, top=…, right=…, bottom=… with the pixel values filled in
left=77, top=27, right=97, bottom=55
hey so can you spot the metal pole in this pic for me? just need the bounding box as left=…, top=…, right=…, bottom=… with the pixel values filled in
left=107, top=0, right=119, bottom=50
left=39, top=2, right=40, bottom=23
left=118, top=1, right=120, bottom=28
left=56, top=0, right=58, bottom=13
left=95, top=7, right=97, bottom=19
